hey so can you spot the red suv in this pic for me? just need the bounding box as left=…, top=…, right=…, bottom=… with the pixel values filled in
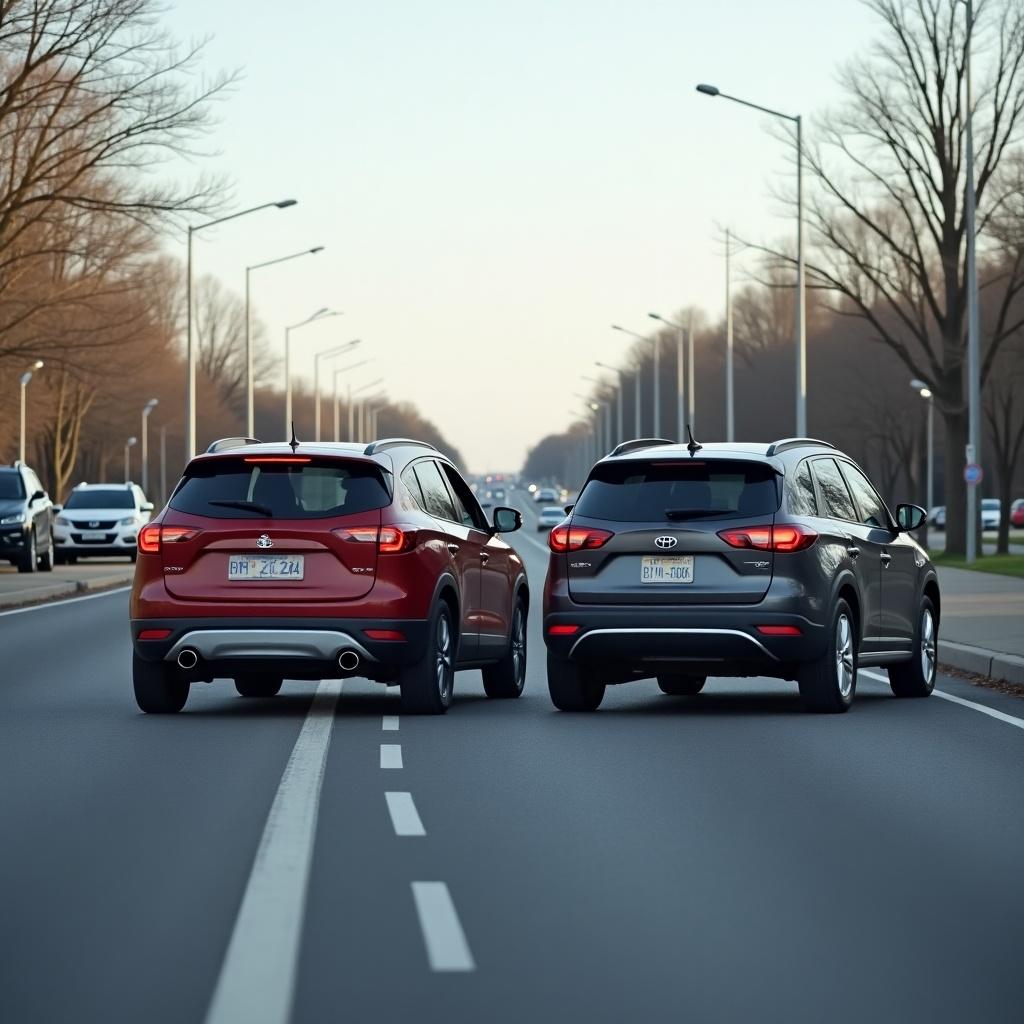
left=130, top=438, right=528, bottom=715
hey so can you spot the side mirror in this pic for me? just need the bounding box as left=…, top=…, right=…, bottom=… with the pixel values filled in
left=141, top=502, right=154, bottom=512
left=492, top=506, right=522, bottom=534
left=564, top=504, right=574, bottom=514
left=52, top=504, right=62, bottom=513
left=896, top=503, right=927, bottom=532
left=31, top=489, right=45, bottom=503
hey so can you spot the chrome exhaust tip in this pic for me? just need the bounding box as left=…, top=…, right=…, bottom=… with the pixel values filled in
left=176, top=648, right=199, bottom=670
left=337, top=649, right=360, bottom=672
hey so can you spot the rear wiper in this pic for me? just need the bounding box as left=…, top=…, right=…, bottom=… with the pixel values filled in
left=664, top=508, right=735, bottom=520
left=208, top=499, right=274, bottom=517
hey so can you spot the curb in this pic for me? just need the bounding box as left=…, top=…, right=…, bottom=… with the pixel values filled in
left=939, top=640, right=1024, bottom=687
left=0, top=572, right=134, bottom=612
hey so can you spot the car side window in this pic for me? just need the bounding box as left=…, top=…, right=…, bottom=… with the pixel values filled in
left=413, top=460, right=459, bottom=522
left=401, top=466, right=427, bottom=511
left=439, top=463, right=488, bottom=530
left=788, top=461, right=818, bottom=516
left=811, top=458, right=858, bottom=522
left=837, top=461, right=889, bottom=529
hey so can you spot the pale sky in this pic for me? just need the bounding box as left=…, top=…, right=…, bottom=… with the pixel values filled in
left=162, top=0, right=876, bottom=472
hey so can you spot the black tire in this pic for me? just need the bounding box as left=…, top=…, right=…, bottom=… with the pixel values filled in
left=798, top=598, right=857, bottom=713
left=17, top=531, right=37, bottom=573
left=67, top=554, right=78, bottom=564
left=888, top=596, right=937, bottom=698
left=482, top=598, right=527, bottom=698
left=657, top=674, right=706, bottom=696
left=400, top=602, right=455, bottom=715
left=547, top=652, right=605, bottom=711
left=38, top=534, right=54, bottom=572
left=133, top=653, right=188, bottom=713
left=235, top=675, right=283, bottom=698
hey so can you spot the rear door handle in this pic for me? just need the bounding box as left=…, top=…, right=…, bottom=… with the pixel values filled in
left=447, top=543, right=459, bottom=555
left=846, top=545, right=860, bottom=559
left=480, top=552, right=490, bottom=565
left=881, top=552, right=892, bottom=567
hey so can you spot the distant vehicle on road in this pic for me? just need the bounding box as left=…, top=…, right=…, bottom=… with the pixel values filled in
left=930, top=505, right=945, bottom=530
left=544, top=437, right=939, bottom=714
left=534, top=487, right=559, bottom=503
left=0, top=462, right=54, bottom=573
left=1011, top=498, right=1024, bottom=528
left=130, top=438, right=528, bottom=714
left=54, top=482, right=153, bottom=563
left=981, top=498, right=1001, bottom=531
left=537, top=506, right=566, bottom=532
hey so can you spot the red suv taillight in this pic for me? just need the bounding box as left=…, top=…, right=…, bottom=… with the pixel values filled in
left=549, top=525, right=614, bottom=552
left=138, top=524, right=200, bottom=553
left=333, top=525, right=417, bottom=553
left=717, top=523, right=817, bottom=553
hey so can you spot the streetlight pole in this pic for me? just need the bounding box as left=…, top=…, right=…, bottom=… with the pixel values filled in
left=595, top=362, right=624, bottom=445
left=911, top=380, right=935, bottom=520
left=141, top=399, right=158, bottom=494
left=649, top=313, right=694, bottom=439
left=245, top=245, right=323, bottom=436
left=186, top=198, right=297, bottom=458
left=725, top=229, right=735, bottom=441
left=333, top=359, right=371, bottom=441
left=159, top=425, right=167, bottom=507
left=612, top=324, right=655, bottom=438
left=284, top=309, right=342, bottom=436
left=349, top=378, right=385, bottom=443
left=124, top=437, right=138, bottom=484
left=313, top=340, right=360, bottom=440
left=18, top=360, right=44, bottom=463
left=697, top=83, right=804, bottom=435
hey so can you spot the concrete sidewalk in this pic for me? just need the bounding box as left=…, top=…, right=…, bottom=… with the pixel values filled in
left=0, top=560, right=135, bottom=610
left=935, top=565, right=1024, bottom=684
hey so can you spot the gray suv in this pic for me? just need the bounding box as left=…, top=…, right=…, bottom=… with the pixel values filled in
left=542, top=438, right=939, bottom=713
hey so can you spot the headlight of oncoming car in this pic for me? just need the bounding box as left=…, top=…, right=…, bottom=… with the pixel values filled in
left=56, top=515, right=70, bottom=526
left=1, top=513, right=26, bottom=525
left=118, top=516, right=136, bottom=526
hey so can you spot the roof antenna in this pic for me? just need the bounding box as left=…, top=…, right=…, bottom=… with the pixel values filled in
left=685, top=424, right=703, bottom=457
left=288, top=421, right=300, bottom=454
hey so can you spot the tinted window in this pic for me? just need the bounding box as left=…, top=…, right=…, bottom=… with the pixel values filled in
left=838, top=461, right=888, bottom=528
left=812, top=459, right=858, bottom=521
left=413, top=461, right=459, bottom=522
left=401, top=466, right=426, bottom=510
left=440, top=463, right=487, bottom=529
left=574, top=461, right=780, bottom=522
left=169, top=459, right=390, bottom=519
left=0, top=472, right=25, bottom=500
left=788, top=462, right=818, bottom=516
left=66, top=489, right=135, bottom=510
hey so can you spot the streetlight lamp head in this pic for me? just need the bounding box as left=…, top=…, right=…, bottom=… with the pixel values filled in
left=696, top=83, right=720, bottom=97
left=127, top=436, right=138, bottom=447
left=611, top=324, right=624, bottom=332
left=910, top=378, right=928, bottom=391
left=275, top=199, right=298, bottom=208
left=145, top=398, right=159, bottom=410
left=310, top=246, right=324, bottom=254
left=647, top=313, right=662, bottom=322
left=33, top=359, right=44, bottom=369
left=20, top=372, right=32, bottom=386
left=919, top=388, right=933, bottom=399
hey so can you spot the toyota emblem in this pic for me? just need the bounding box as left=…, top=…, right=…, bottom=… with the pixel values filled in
left=256, top=534, right=273, bottom=549
left=654, top=536, right=677, bottom=549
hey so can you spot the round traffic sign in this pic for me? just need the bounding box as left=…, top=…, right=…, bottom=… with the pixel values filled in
left=964, top=462, right=983, bottom=485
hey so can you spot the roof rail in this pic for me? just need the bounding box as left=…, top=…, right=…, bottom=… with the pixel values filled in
left=205, top=437, right=262, bottom=454
left=609, top=438, right=675, bottom=458
left=765, top=437, right=837, bottom=457
left=363, top=438, right=438, bottom=456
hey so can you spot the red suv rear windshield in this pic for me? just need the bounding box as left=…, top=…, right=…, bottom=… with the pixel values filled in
left=574, top=460, right=781, bottom=522
left=169, top=458, right=391, bottom=519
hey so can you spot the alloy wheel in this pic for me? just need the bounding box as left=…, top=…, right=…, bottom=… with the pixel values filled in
left=835, top=613, right=854, bottom=698
left=920, top=608, right=936, bottom=685
left=435, top=613, right=453, bottom=702
left=511, top=607, right=526, bottom=686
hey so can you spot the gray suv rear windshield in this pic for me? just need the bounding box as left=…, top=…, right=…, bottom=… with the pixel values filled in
left=574, top=460, right=781, bottom=522
left=170, top=459, right=390, bottom=519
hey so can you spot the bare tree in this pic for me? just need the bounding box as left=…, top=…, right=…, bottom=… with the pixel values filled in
left=984, top=348, right=1024, bottom=553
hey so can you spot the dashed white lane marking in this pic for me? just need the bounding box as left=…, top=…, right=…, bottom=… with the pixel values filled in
left=204, top=679, right=343, bottom=1024
left=385, top=791, right=425, bottom=836
left=382, top=715, right=399, bottom=731
left=861, top=669, right=1024, bottom=732
left=380, top=743, right=403, bottom=769
left=411, top=882, right=476, bottom=972
left=0, top=585, right=131, bottom=617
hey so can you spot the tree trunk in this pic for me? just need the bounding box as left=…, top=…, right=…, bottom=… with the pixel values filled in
left=940, top=405, right=967, bottom=557
left=996, top=473, right=1012, bottom=555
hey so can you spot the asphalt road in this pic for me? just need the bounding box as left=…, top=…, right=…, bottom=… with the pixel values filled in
left=1, top=495, right=1023, bottom=1023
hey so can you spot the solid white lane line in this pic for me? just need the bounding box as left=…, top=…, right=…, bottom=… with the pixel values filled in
left=411, top=882, right=475, bottom=972
left=0, top=585, right=131, bottom=617
left=385, top=791, right=425, bottom=836
left=204, top=679, right=343, bottom=1024
left=382, top=715, right=399, bottom=731
left=380, top=743, right=403, bottom=769
left=861, top=669, right=1024, bottom=732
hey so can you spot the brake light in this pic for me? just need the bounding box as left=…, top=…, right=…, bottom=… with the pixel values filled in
left=332, top=525, right=416, bottom=553
left=548, top=624, right=580, bottom=635
left=549, top=526, right=614, bottom=552
left=756, top=625, right=803, bottom=636
left=717, top=523, right=817, bottom=553
left=243, top=456, right=312, bottom=464
left=334, top=526, right=379, bottom=543
left=137, top=525, right=199, bottom=554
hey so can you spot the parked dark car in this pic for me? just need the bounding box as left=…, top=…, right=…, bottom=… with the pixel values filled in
left=130, top=437, right=528, bottom=714
left=0, top=462, right=55, bottom=572
left=543, top=437, right=939, bottom=714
